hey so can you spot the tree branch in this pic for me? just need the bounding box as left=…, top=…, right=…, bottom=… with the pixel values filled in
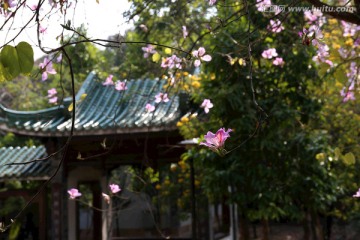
left=305, top=0, right=360, bottom=25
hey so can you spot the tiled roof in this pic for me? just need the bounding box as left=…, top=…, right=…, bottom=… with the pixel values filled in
left=0, top=146, right=50, bottom=181
left=0, top=72, right=181, bottom=136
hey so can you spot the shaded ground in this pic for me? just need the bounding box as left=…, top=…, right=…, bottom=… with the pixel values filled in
left=220, top=221, right=360, bottom=240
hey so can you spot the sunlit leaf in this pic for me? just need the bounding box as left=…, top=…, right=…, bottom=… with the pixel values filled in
left=152, top=52, right=161, bottom=62
left=68, top=102, right=74, bottom=112
left=164, top=48, right=172, bottom=54
left=80, top=93, right=87, bottom=100
left=343, top=152, right=355, bottom=165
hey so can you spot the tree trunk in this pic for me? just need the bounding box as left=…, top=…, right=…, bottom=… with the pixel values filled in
left=303, top=212, right=311, bottom=240
left=311, top=211, right=324, bottom=240
left=238, top=214, right=250, bottom=240
left=261, top=219, right=270, bottom=240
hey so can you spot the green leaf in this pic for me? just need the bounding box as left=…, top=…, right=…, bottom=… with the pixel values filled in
left=16, top=42, right=34, bottom=74
left=343, top=152, right=355, bottom=165
left=0, top=42, right=34, bottom=81
left=1, top=45, right=20, bottom=79
left=0, top=63, right=12, bottom=82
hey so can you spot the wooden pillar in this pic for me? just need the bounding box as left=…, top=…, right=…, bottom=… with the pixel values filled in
left=51, top=183, right=62, bottom=240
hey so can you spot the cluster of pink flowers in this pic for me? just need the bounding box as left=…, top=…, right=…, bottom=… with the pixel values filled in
left=161, top=55, right=182, bottom=69
left=304, top=10, right=323, bottom=23
left=341, top=21, right=360, bottom=37
left=68, top=184, right=121, bottom=204
left=47, top=88, right=57, bottom=104
left=145, top=103, right=155, bottom=112
left=102, top=75, right=127, bottom=91
left=200, top=128, right=232, bottom=156
left=261, top=48, right=284, bottom=67
left=155, top=92, right=169, bottom=103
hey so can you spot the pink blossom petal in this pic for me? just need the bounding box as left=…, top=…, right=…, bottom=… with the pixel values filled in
left=194, top=59, right=201, bottom=67
left=201, top=55, right=212, bottom=62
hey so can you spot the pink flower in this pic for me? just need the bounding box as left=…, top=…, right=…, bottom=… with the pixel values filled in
left=145, top=103, right=155, bottom=112
left=192, top=47, right=212, bottom=67
left=304, top=10, right=322, bottom=22
left=273, top=57, right=284, bottom=67
left=115, top=80, right=127, bottom=91
left=155, top=93, right=169, bottom=103
left=267, top=19, right=284, bottom=33
left=39, top=25, right=47, bottom=34
left=341, top=21, right=359, bottom=37
left=200, top=99, right=213, bottom=114
left=28, top=4, right=38, bottom=11
left=109, top=184, right=121, bottom=194
left=161, top=55, right=182, bottom=69
left=102, top=75, right=114, bottom=86
left=209, top=0, right=216, bottom=5
left=4, top=0, right=17, bottom=9
left=47, top=88, right=57, bottom=97
left=256, top=0, right=272, bottom=12
left=68, top=188, right=82, bottom=199
left=182, top=26, right=188, bottom=38
left=261, top=48, right=278, bottom=59
left=200, top=128, right=232, bottom=156
left=353, top=188, right=360, bottom=198
left=340, top=84, right=355, bottom=102
left=48, top=96, right=58, bottom=104
left=39, top=57, right=56, bottom=81
left=56, top=53, right=62, bottom=63
left=102, top=193, right=111, bottom=204
left=141, top=44, right=156, bottom=58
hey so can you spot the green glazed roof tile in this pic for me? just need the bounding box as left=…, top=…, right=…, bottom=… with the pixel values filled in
left=0, top=146, right=49, bottom=181
left=0, top=72, right=182, bottom=136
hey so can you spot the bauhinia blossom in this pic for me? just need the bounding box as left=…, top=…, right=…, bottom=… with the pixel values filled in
left=200, top=128, right=232, bottom=156
left=353, top=188, right=360, bottom=198
left=255, top=0, right=272, bottom=12
left=261, top=48, right=278, bottom=59
left=267, top=19, right=284, bottom=33
left=141, top=44, right=156, bottom=58
left=48, top=88, right=57, bottom=104
left=200, top=99, right=213, bottom=114
left=115, top=80, right=127, bottom=91
left=161, top=55, right=182, bottom=69
left=68, top=188, right=82, bottom=199
left=340, top=83, right=356, bottom=102
left=109, top=184, right=121, bottom=194
left=209, top=0, right=216, bottom=6
left=39, top=57, right=56, bottom=81
left=56, top=53, right=62, bottom=63
left=192, top=47, right=212, bottom=67
left=155, top=93, right=169, bottom=103
left=304, top=10, right=323, bottom=23
left=48, top=88, right=57, bottom=98
left=102, top=75, right=114, bottom=86
left=273, top=57, right=285, bottom=67
left=145, top=103, right=155, bottom=112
